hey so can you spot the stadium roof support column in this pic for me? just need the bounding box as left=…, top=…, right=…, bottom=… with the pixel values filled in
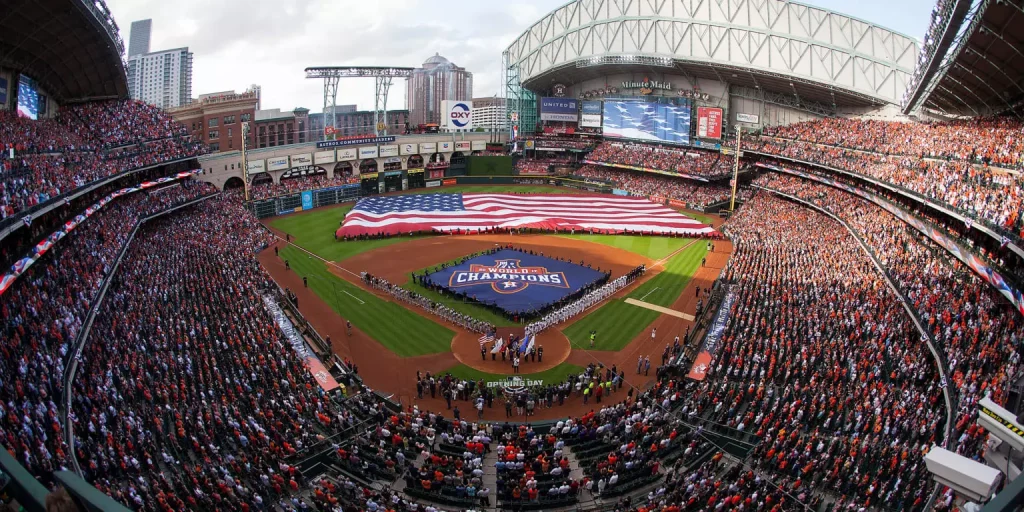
left=324, top=75, right=340, bottom=139
left=305, top=67, right=414, bottom=138
left=374, top=75, right=393, bottom=137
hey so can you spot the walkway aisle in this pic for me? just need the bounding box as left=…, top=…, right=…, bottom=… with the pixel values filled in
left=481, top=445, right=500, bottom=512
left=563, top=444, right=599, bottom=509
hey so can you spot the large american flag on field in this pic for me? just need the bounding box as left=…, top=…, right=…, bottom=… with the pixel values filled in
left=336, top=193, right=715, bottom=237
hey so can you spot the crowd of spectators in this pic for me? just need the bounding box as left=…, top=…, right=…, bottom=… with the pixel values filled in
left=524, top=136, right=596, bottom=151
left=67, top=195, right=368, bottom=510
left=697, top=192, right=943, bottom=509
left=0, top=179, right=215, bottom=481
left=575, top=165, right=752, bottom=209
left=749, top=118, right=1024, bottom=238
left=753, top=172, right=1024, bottom=465
left=249, top=174, right=360, bottom=201
left=515, top=157, right=570, bottom=175
left=762, top=117, right=1024, bottom=168
left=586, top=143, right=732, bottom=178
left=1, top=100, right=205, bottom=220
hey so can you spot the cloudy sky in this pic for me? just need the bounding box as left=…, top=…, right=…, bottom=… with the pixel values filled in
left=104, top=0, right=934, bottom=114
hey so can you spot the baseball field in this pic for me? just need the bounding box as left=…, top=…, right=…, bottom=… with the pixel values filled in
left=258, top=184, right=730, bottom=419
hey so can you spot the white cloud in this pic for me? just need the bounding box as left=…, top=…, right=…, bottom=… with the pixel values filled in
left=106, top=0, right=566, bottom=113
left=104, top=0, right=930, bottom=114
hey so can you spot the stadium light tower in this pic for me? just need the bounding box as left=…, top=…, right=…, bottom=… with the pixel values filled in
left=305, top=66, right=415, bottom=137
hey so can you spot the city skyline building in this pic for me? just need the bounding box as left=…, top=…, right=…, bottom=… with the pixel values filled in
left=126, top=47, right=194, bottom=109
left=471, top=96, right=505, bottom=132
left=405, top=53, right=473, bottom=127
left=127, top=19, right=151, bottom=57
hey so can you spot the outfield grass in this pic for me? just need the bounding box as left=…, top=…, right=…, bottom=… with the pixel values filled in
left=269, top=204, right=421, bottom=262
left=439, top=362, right=585, bottom=384
left=277, top=244, right=455, bottom=357
left=562, top=241, right=707, bottom=351
left=558, top=234, right=694, bottom=260
left=269, top=186, right=583, bottom=262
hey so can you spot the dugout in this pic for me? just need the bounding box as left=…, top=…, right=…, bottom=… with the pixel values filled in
left=406, top=168, right=425, bottom=189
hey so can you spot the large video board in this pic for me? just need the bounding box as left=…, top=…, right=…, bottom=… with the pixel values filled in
left=602, top=101, right=690, bottom=145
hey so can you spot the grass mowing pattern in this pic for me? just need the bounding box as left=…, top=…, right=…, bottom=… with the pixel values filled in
left=562, top=242, right=706, bottom=351
left=558, top=234, right=695, bottom=260
left=439, top=362, right=585, bottom=384
left=277, top=244, right=454, bottom=357
left=269, top=204, right=421, bottom=262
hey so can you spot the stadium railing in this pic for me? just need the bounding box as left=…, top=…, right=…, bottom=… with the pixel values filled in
left=744, top=147, right=1023, bottom=254
left=754, top=185, right=956, bottom=449
left=0, top=155, right=199, bottom=243
left=62, top=193, right=221, bottom=477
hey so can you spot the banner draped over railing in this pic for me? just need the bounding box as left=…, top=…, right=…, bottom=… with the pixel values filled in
left=688, top=284, right=737, bottom=381
left=0, top=170, right=202, bottom=296
left=758, top=162, right=1024, bottom=318
left=262, top=294, right=340, bottom=393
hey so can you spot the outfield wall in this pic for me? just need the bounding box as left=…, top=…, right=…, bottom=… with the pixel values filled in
left=465, top=155, right=513, bottom=176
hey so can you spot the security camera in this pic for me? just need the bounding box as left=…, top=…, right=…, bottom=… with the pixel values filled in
left=977, top=397, right=1024, bottom=452
left=924, top=446, right=1002, bottom=503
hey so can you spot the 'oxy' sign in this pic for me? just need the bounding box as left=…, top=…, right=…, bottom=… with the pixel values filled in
left=449, top=102, right=471, bottom=127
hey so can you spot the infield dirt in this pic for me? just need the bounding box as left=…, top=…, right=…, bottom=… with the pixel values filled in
left=260, top=218, right=731, bottom=421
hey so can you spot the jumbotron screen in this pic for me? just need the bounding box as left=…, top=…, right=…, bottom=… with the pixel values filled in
left=602, top=101, right=690, bottom=145
left=16, top=75, right=39, bottom=120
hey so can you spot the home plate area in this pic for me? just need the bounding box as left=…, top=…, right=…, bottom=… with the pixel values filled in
left=418, top=248, right=609, bottom=319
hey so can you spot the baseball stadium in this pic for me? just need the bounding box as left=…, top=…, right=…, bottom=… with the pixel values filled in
left=1, top=0, right=1023, bottom=510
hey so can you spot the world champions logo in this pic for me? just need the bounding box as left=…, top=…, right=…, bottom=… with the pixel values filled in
left=448, top=259, right=569, bottom=294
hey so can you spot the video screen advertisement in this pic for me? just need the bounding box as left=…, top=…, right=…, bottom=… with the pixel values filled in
left=16, top=75, right=40, bottom=120
left=696, top=107, right=724, bottom=139
left=580, top=101, right=602, bottom=128
left=602, top=101, right=691, bottom=145
left=539, top=97, right=578, bottom=122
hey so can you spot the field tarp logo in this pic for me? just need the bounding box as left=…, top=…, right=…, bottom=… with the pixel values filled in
left=449, top=259, right=569, bottom=294
left=449, top=102, right=471, bottom=127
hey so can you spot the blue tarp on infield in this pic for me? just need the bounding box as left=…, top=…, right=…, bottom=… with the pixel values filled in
left=422, top=249, right=607, bottom=315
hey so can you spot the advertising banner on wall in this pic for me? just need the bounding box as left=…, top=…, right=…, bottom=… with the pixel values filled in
left=400, top=143, right=418, bottom=155
left=540, top=97, right=579, bottom=122
left=267, top=156, right=289, bottom=171
left=441, top=100, right=473, bottom=130
left=736, top=112, right=760, bottom=124
left=454, top=141, right=471, bottom=151
left=316, top=136, right=394, bottom=149
left=438, top=141, right=453, bottom=152
left=290, top=153, right=313, bottom=168
left=419, top=142, right=437, bottom=154
left=314, top=150, right=336, bottom=165
left=246, top=159, right=265, bottom=174
left=379, top=145, right=399, bottom=157
left=580, top=101, right=603, bottom=127
left=471, top=140, right=486, bottom=151
left=358, top=146, right=379, bottom=159
left=301, top=191, right=314, bottom=210
left=696, top=107, right=723, bottom=139
left=337, top=148, right=357, bottom=161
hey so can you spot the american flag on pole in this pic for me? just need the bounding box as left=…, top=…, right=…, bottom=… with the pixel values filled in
left=336, top=193, right=715, bottom=237
left=479, top=334, right=494, bottom=347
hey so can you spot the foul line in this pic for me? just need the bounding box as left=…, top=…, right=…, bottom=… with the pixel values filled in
left=274, top=235, right=361, bottom=278
left=271, top=236, right=366, bottom=305
left=638, top=286, right=660, bottom=301
left=652, top=238, right=701, bottom=268
left=624, top=298, right=695, bottom=321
